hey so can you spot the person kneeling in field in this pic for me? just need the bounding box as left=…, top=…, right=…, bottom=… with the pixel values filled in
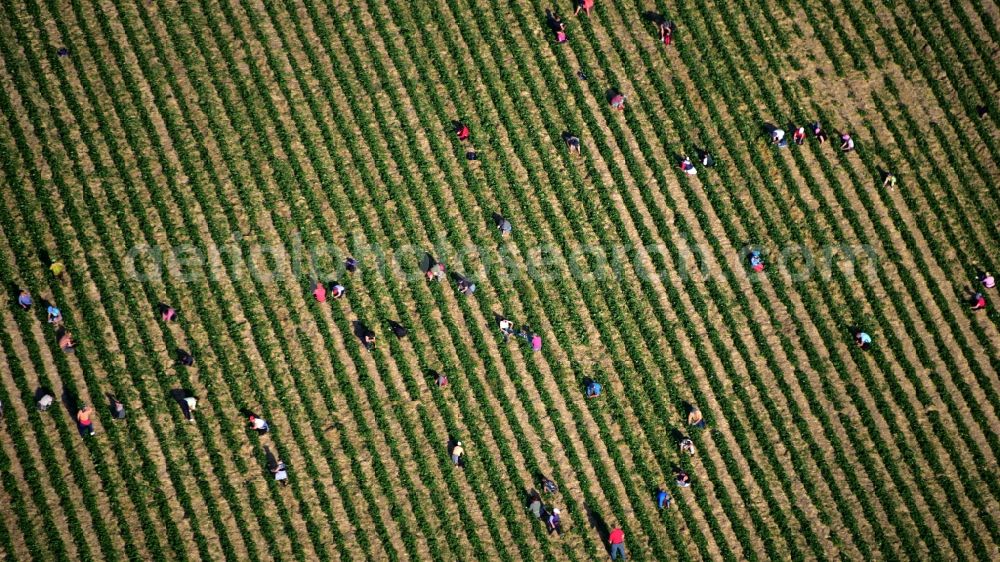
left=679, top=437, right=696, bottom=456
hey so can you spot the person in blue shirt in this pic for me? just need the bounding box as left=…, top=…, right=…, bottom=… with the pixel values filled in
left=47, top=305, right=62, bottom=324
left=17, top=290, right=32, bottom=310
left=657, top=486, right=671, bottom=510
left=586, top=381, right=602, bottom=398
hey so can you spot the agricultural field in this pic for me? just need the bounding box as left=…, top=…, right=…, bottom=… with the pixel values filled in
left=1, top=0, right=999, bottom=559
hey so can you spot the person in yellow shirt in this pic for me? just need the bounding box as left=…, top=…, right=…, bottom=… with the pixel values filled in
left=451, top=442, right=464, bottom=466
left=50, top=260, right=66, bottom=282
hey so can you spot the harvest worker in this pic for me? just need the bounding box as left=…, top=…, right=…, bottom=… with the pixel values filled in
left=47, top=304, right=62, bottom=324
left=177, top=348, right=195, bottom=367
left=345, top=257, right=358, bottom=273
left=50, top=260, right=67, bottom=282
left=812, top=122, right=828, bottom=144
left=111, top=397, right=126, bottom=420
left=687, top=405, right=706, bottom=429
left=531, top=334, right=543, bottom=352
left=549, top=12, right=567, bottom=43
left=971, top=292, right=986, bottom=311
left=854, top=330, right=872, bottom=350
left=657, top=486, right=671, bottom=510
left=840, top=133, right=855, bottom=152
left=77, top=404, right=96, bottom=436
left=17, top=289, right=32, bottom=310
left=679, top=155, right=697, bottom=175
left=451, top=441, right=464, bottom=466
left=499, top=318, right=515, bottom=341
left=659, top=20, right=674, bottom=46
left=272, top=459, right=288, bottom=486
left=330, top=283, right=346, bottom=299
left=771, top=128, right=785, bottom=145
left=979, top=271, right=995, bottom=289
left=435, top=372, right=449, bottom=387
left=792, top=126, right=806, bottom=145
left=313, top=281, right=326, bottom=303
left=249, top=415, right=270, bottom=435
left=608, top=526, right=626, bottom=560
left=498, top=216, right=513, bottom=236
left=565, top=134, right=582, bottom=155
left=547, top=508, right=562, bottom=535
left=528, top=491, right=543, bottom=519
left=181, top=394, right=198, bottom=422
left=700, top=151, right=715, bottom=167
left=574, top=0, right=594, bottom=17
left=160, top=303, right=177, bottom=322
left=610, top=93, right=626, bottom=111
left=882, top=172, right=897, bottom=191
left=457, top=277, right=477, bottom=295
left=679, top=437, right=696, bottom=456
left=542, top=477, right=558, bottom=494
left=363, top=332, right=377, bottom=351
left=456, top=121, right=470, bottom=141
left=426, top=261, right=446, bottom=282
left=586, top=380, right=602, bottom=398
left=675, top=469, right=691, bottom=487
left=749, top=250, right=765, bottom=272
left=58, top=331, right=76, bottom=354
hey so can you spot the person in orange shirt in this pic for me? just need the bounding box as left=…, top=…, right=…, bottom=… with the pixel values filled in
left=77, top=404, right=95, bottom=436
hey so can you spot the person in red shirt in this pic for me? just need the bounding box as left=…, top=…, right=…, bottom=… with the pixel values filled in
left=659, top=20, right=673, bottom=45
left=971, top=292, right=986, bottom=311
left=575, top=0, right=594, bottom=16
left=313, top=282, right=326, bottom=303
left=609, top=527, right=626, bottom=559
left=456, top=122, right=470, bottom=140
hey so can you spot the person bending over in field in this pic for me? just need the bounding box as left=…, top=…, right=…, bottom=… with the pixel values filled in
left=971, top=292, right=987, bottom=311
left=499, top=318, right=515, bottom=341
left=272, top=459, right=288, bottom=486
left=455, top=121, right=470, bottom=141
left=660, top=20, right=675, bottom=46
left=548, top=11, right=567, bottom=43
left=542, top=476, right=558, bottom=494
left=792, top=126, right=806, bottom=145
left=564, top=133, right=582, bottom=155
left=177, top=348, right=195, bottom=367
left=610, top=93, right=626, bottom=111
left=978, top=271, right=995, bottom=289
left=47, top=304, right=62, bottom=324
left=435, top=371, right=449, bottom=387
left=882, top=172, right=897, bottom=191
left=675, top=469, right=691, bottom=487
left=812, top=122, right=828, bottom=144
left=749, top=250, right=765, bottom=272
left=426, top=261, right=446, bottom=282
left=575, top=0, right=594, bottom=17
left=700, top=151, right=715, bottom=167
left=249, top=415, right=270, bottom=435
left=854, top=330, right=872, bottom=350
left=160, top=303, right=177, bottom=322
left=363, top=332, right=377, bottom=351
left=771, top=128, right=787, bottom=148
left=528, top=492, right=543, bottom=519
left=687, top=405, right=706, bottom=429
left=17, top=289, right=32, bottom=310
left=680, top=155, right=697, bottom=175
left=312, top=281, right=326, bottom=303
left=840, top=133, right=855, bottom=152
left=586, top=380, right=602, bottom=398
left=451, top=441, right=465, bottom=466
left=547, top=508, right=562, bottom=535
left=58, top=331, right=76, bottom=354
left=679, top=437, right=696, bottom=456
left=657, top=485, right=671, bottom=509
left=330, top=283, right=346, bottom=299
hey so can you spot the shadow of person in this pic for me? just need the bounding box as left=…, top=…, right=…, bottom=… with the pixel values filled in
left=586, top=504, right=611, bottom=554
left=263, top=445, right=277, bottom=472
left=61, top=390, right=79, bottom=419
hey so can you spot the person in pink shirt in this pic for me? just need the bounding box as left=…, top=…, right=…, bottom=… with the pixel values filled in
left=313, top=282, right=326, bottom=303
left=531, top=334, right=542, bottom=351
left=575, top=0, right=594, bottom=17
